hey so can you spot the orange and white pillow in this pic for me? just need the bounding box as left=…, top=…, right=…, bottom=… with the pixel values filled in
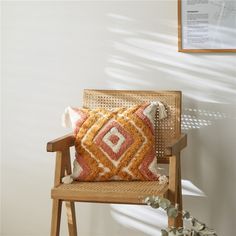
left=62, top=102, right=167, bottom=183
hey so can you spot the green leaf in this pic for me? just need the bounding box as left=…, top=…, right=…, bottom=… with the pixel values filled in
left=144, top=196, right=156, bottom=205
left=198, top=228, right=217, bottom=235
left=182, top=210, right=190, bottom=219
left=191, top=218, right=196, bottom=226
left=167, top=207, right=179, bottom=218
left=161, top=229, right=169, bottom=236
left=176, top=227, right=184, bottom=236
left=150, top=201, right=159, bottom=209
left=190, top=230, right=198, bottom=236
left=192, top=219, right=205, bottom=231
left=159, top=198, right=171, bottom=210
left=144, top=197, right=151, bottom=205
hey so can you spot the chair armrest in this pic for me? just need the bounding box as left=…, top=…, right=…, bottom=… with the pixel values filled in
left=165, top=133, right=187, bottom=156
left=47, top=133, right=75, bottom=152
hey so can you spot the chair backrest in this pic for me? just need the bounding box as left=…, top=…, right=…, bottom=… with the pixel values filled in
left=83, top=89, right=181, bottom=159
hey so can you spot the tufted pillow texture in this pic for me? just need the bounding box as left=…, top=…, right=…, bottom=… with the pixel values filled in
left=62, top=102, right=167, bottom=182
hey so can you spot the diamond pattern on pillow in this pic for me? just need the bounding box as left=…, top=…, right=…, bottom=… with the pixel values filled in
left=63, top=102, right=167, bottom=181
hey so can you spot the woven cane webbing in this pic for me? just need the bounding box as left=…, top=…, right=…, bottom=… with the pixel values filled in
left=83, top=90, right=181, bottom=159
left=52, top=181, right=168, bottom=204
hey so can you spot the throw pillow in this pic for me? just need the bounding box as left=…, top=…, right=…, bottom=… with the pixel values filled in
left=62, top=102, right=167, bottom=182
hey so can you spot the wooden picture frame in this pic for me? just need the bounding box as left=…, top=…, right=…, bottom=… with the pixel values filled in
left=178, top=0, right=236, bottom=53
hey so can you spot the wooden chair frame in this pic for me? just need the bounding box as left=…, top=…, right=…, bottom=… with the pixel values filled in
left=47, top=90, right=187, bottom=236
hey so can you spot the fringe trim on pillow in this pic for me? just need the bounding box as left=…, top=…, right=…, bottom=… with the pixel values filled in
left=157, top=101, right=167, bottom=119
left=62, top=175, right=73, bottom=184
left=158, top=175, right=169, bottom=184
left=62, top=159, right=81, bottom=184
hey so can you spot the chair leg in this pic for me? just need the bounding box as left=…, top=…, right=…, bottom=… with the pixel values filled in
left=51, top=199, right=62, bottom=236
left=168, top=182, right=183, bottom=228
left=65, top=201, right=77, bottom=236
left=175, top=173, right=183, bottom=227
left=168, top=194, right=183, bottom=228
left=168, top=153, right=183, bottom=228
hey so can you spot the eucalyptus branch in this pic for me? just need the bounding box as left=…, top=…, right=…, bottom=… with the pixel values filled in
left=144, top=196, right=217, bottom=236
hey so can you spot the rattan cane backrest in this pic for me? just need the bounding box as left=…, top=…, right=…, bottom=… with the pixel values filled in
left=83, top=90, right=181, bottom=159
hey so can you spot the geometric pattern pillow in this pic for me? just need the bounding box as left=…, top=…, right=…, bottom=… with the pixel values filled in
left=62, top=102, right=167, bottom=182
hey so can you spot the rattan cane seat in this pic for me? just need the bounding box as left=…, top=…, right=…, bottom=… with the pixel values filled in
left=52, top=181, right=169, bottom=204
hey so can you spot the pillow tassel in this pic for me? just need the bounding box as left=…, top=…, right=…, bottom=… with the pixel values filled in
left=157, top=102, right=167, bottom=119
left=62, top=107, right=72, bottom=128
left=62, top=175, right=74, bottom=184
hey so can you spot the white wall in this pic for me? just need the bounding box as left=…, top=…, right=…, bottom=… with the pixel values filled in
left=1, top=1, right=236, bottom=236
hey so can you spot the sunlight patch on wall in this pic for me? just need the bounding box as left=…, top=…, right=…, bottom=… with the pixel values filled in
left=105, top=67, right=151, bottom=86
left=105, top=13, right=236, bottom=105
left=107, top=13, right=135, bottom=22
left=108, top=56, right=145, bottom=70
left=108, top=28, right=136, bottom=36
left=110, top=204, right=166, bottom=236
left=182, top=107, right=235, bottom=130
left=182, top=179, right=206, bottom=197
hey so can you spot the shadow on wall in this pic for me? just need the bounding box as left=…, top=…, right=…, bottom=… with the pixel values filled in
left=105, top=13, right=236, bottom=104
left=101, top=13, right=236, bottom=236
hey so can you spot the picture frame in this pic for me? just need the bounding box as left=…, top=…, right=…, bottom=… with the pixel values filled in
left=178, top=0, right=236, bottom=53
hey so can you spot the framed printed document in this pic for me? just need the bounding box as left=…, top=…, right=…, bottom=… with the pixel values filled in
left=178, top=0, right=236, bottom=52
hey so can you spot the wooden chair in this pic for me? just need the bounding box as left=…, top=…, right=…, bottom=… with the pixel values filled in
left=47, top=89, right=187, bottom=236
